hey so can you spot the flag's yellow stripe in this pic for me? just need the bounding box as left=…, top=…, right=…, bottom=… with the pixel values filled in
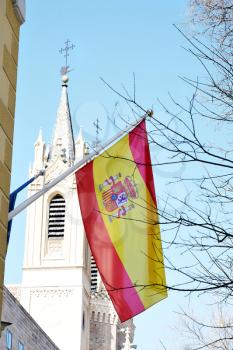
left=93, top=134, right=167, bottom=309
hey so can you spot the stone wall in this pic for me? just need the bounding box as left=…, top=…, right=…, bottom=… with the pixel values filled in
left=0, top=0, right=24, bottom=321
left=90, top=320, right=113, bottom=350
left=0, top=287, right=59, bottom=350
left=89, top=291, right=136, bottom=350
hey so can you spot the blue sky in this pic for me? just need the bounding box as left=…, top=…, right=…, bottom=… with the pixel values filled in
left=5, top=1, right=207, bottom=349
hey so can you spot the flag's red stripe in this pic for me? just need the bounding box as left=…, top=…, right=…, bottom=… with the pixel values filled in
left=129, top=120, right=157, bottom=205
left=76, top=162, right=145, bottom=322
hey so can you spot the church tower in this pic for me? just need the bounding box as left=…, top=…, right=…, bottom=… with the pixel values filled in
left=18, top=73, right=90, bottom=350
left=7, top=60, right=137, bottom=349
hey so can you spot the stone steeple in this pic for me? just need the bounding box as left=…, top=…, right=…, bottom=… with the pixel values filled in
left=16, top=73, right=90, bottom=350
left=7, top=65, right=137, bottom=350
left=49, top=75, right=75, bottom=165
left=33, top=128, right=45, bottom=174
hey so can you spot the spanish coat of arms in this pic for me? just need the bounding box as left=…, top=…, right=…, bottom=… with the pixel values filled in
left=99, top=173, right=138, bottom=222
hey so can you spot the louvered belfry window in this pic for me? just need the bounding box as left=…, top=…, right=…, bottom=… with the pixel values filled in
left=91, top=255, right=98, bottom=291
left=48, top=194, right=65, bottom=238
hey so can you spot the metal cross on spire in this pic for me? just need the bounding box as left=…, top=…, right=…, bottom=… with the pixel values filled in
left=93, top=118, right=103, bottom=149
left=59, top=39, right=75, bottom=75
left=93, top=118, right=102, bottom=142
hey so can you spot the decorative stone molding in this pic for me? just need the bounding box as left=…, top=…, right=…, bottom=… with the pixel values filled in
left=90, top=294, right=118, bottom=325
left=90, top=291, right=110, bottom=301
left=12, top=0, right=25, bottom=24
left=7, top=285, right=21, bottom=302
left=92, top=311, right=118, bottom=325
left=47, top=239, right=63, bottom=257
left=45, top=163, right=66, bottom=183
left=30, top=288, right=73, bottom=298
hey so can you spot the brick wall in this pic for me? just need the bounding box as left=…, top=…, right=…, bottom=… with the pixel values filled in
left=0, top=287, right=60, bottom=350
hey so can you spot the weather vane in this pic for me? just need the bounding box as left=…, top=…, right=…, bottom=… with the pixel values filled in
left=93, top=118, right=102, bottom=148
left=59, top=39, right=75, bottom=75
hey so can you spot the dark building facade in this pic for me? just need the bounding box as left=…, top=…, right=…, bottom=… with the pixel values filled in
left=0, top=287, right=59, bottom=350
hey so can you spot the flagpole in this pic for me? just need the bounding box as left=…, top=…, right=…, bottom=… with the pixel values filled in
left=8, top=115, right=148, bottom=221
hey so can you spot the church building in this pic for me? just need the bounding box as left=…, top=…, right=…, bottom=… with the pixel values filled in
left=6, top=72, right=136, bottom=350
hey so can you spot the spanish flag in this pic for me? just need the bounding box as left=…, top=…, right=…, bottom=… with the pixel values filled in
left=76, top=119, right=167, bottom=322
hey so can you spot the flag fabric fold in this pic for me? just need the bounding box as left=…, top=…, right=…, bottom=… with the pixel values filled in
left=76, top=119, right=167, bottom=322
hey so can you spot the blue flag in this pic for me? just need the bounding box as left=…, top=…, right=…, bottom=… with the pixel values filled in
left=7, top=171, right=43, bottom=246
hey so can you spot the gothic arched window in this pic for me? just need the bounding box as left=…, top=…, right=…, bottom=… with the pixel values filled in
left=48, top=194, right=65, bottom=238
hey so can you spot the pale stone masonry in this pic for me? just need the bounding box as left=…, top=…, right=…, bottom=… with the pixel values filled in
left=0, top=0, right=25, bottom=322
left=90, top=291, right=136, bottom=350
left=0, top=287, right=59, bottom=350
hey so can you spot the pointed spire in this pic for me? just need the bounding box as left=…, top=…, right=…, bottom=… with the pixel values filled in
left=122, top=328, right=132, bottom=350
left=75, top=127, right=85, bottom=160
left=77, top=127, right=84, bottom=142
left=28, top=162, right=32, bottom=176
left=33, top=128, right=45, bottom=174
left=49, top=75, right=75, bottom=164
left=35, top=128, right=43, bottom=146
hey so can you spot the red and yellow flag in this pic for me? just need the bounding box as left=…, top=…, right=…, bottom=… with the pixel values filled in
left=76, top=119, right=167, bottom=322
